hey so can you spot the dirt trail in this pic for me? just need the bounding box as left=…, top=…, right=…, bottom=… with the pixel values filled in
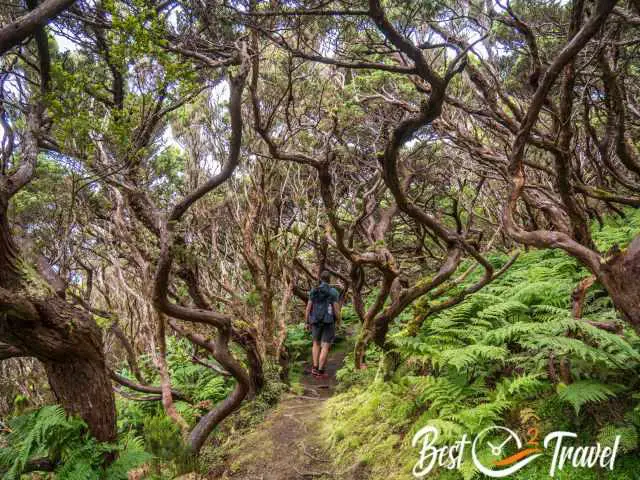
left=213, top=349, right=363, bottom=480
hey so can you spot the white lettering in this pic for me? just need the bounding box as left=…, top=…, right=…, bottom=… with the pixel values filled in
left=413, top=427, right=620, bottom=478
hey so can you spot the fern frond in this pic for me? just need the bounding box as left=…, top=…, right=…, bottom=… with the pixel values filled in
left=597, top=424, right=638, bottom=454
left=556, top=380, right=617, bottom=414
left=435, top=345, right=509, bottom=371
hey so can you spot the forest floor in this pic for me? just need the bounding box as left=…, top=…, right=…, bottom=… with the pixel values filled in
left=208, top=347, right=366, bottom=480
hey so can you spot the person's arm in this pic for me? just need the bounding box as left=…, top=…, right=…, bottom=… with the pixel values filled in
left=305, top=300, right=313, bottom=331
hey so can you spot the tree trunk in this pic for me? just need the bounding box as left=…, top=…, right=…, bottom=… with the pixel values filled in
left=44, top=356, right=116, bottom=442
left=188, top=382, right=248, bottom=453
left=278, top=348, right=289, bottom=383
left=0, top=292, right=117, bottom=442
left=353, top=331, right=370, bottom=369
left=261, top=290, right=277, bottom=358
left=0, top=196, right=21, bottom=286
left=244, top=341, right=265, bottom=397
left=232, top=328, right=264, bottom=396
left=1, top=198, right=117, bottom=442
left=598, top=236, right=640, bottom=332
left=372, top=319, right=400, bottom=381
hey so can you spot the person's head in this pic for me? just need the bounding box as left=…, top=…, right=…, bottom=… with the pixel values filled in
left=319, top=270, right=331, bottom=283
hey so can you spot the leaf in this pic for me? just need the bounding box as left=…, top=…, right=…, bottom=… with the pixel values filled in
left=556, top=381, right=617, bottom=415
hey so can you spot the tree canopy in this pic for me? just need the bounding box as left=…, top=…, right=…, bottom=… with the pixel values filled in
left=2, top=0, right=640, bottom=477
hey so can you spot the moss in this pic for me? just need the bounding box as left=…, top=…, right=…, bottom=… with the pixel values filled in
left=93, top=313, right=112, bottom=328
left=17, top=258, right=56, bottom=298
left=320, top=382, right=418, bottom=480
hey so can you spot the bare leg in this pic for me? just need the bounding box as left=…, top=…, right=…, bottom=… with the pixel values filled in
left=319, top=342, right=331, bottom=370
left=312, top=341, right=320, bottom=369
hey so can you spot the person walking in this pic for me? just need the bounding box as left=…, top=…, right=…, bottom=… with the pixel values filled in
left=305, top=270, right=341, bottom=378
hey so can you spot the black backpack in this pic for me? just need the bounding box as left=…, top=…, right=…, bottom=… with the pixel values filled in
left=310, top=283, right=335, bottom=324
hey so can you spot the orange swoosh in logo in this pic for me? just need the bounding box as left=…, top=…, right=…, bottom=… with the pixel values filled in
left=494, top=427, right=541, bottom=467
left=493, top=447, right=543, bottom=467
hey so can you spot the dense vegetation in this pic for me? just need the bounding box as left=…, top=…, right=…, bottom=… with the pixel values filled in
left=324, top=210, right=640, bottom=479
left=2, top=0, right=640, bottom=478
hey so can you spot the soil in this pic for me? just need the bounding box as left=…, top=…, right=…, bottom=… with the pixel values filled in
left=207, top=348, right=366, bottom=480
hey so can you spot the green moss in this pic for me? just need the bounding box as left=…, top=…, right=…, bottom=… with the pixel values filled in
left=320, top=382, right=418, bottom=480
left=17, top=258, right=56, bottom=298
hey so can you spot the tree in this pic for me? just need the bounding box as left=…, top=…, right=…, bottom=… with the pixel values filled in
left=244, top=0, right=518, bottom=370
left=0, top=6, right=116, bottom=441
left=434, top=0, right=640, bottom=330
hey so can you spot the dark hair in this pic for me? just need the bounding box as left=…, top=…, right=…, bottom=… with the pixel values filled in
left=319, top=270, right=331, bottom=283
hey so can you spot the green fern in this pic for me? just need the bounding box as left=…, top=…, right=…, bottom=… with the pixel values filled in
left=327, top=212, right=640, bottom=479
left=556, top=380, right=618, bottom=414
left=597, top=424, right=638, bottom=454
left=0, top=406, right=151, bottom=479
left=104, top=436, right=152, bottom=480
left=435, top=344, right=509, bottom=371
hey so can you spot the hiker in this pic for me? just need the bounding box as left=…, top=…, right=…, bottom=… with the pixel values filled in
left=305, top=270, right=341, bottom=378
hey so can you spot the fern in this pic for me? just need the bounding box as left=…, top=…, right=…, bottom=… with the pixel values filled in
left=326, top=213, right=640, bottom=479
left=556, top=380, right=618, bottom=414
left=435, top=344, right=509, bottom=371
left=0, top=405, right=75, bottom=478
left=0, top=406, right=151, bottom=479
left=498, top=374, right=549, bottom=400
left=597, top=424, right=638, bottom=454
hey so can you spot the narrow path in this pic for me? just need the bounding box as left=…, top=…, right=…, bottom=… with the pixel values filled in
left=213, top=349, right=363, bottom=480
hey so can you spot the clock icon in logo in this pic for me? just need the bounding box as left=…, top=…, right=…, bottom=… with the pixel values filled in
left=472, top=427, right=543, bottom=478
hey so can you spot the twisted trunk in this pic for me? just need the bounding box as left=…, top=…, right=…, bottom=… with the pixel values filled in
left=0, top=292, right=116, bottom=442
left=0, top=202, right=116, bottom=442
left=598, top=236, right=640, bottom=332
left=0, top=196, right=21, bottom=285
left=232, top=327, right=264, bottom=396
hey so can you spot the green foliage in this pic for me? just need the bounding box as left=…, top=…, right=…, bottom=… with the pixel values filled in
left=0, top=406, right=151, bottom=479
left=597, top=424, right=638, bottom=454
left=284, top=322, right=312, bottom=362
left=149, top=146, right=186, bottom=206
left=334, top=344, right=382, bottom=391
left=591, top=209, right=640, bottom=252
left=115, top=336, right=234, bottom=436
left=142, top=415, right=195, bottom=475
left=239, top=362, right=288, bottom=421
left=322, top=382, right=417, bottom=480
left=556, top=381, right=618, bottom=415
left=108, top=336, right=239, bottom=475
left=142, top=415, right=185, bottom=461
left=197, top=363, right=289, bottom=474
left=326, top=213, right=640, bottom=479
left=0, top=334, right=235, bottom=479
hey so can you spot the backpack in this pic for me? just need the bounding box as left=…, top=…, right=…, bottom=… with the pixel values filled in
left=310, top=283, right=335, bottom=324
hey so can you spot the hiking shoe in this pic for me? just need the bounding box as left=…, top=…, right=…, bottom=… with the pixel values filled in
left=311, top=367, right=320, bottom=376
left=315, top=370, right=329, bottom=379
left=304, top=366, right=318, bottom=376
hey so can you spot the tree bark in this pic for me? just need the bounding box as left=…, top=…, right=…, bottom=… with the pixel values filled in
left=232, top=328, right=264, bottom=396
left=598, top=236, right=640, bottom=332
left=571, top=275, right=596, bottom=319
left=2, top=190, right=116, bottom=442
left=0, top=196, right=21, bottom=285
left=0, top=0, right=77, bottom=56
left=45, top=356, right=116, bottom=442
left=0, top=292, right=116, bottom=442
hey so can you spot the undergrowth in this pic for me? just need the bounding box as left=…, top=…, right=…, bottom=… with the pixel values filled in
left=322, top=209, right=640, bottom=480
left=0, top=406, right=151, bottom=479
left=197, top=361, right=289, bottom=475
